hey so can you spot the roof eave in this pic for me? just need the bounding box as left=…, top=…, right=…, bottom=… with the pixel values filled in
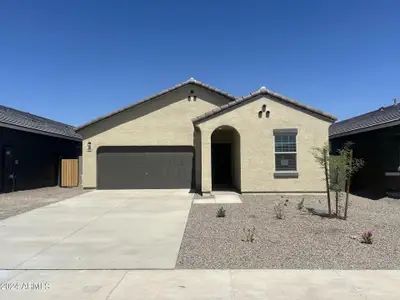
left=193, top=90, right=337, bottom=124
left=76, top=78, right=235, bottom=132
left=0, top=122, right=82, bottom=141
left=329, top=119, right=400, bottom=139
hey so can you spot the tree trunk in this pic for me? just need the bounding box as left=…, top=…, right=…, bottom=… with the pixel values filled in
left=323, top=148, right=331, bottom=216
left=335, top=190, right=339, bottom=217
left=344, top=150, right=353, bottom=220
left=335, top=166, right=339, bottom=217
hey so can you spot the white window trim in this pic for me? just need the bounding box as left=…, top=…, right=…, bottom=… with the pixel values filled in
left=273, top=129, right=299, bottom=177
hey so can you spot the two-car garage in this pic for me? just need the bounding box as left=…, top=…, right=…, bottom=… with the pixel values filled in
left=96, top=146, right=195, bottom=190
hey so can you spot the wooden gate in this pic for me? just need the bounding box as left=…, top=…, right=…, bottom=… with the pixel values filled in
left=61, top=159, right=79, bottom=187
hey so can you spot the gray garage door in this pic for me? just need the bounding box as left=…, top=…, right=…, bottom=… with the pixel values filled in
left=97, top=146, right=194, bottom=189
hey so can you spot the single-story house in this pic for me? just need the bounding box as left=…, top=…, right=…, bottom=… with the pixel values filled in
left=0, top=105, right=82, bottom=193
left=76, top=78, right=337, bottom=195
left=330, top=102, right=400, bottom=199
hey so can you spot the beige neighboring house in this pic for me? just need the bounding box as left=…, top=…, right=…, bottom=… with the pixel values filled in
left=75, top=78, right=337, bottom=195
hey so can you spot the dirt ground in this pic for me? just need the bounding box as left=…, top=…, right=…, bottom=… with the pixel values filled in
left=0, top=186, right=87, bottom=220
left=177, top=194, right=400, bottom=269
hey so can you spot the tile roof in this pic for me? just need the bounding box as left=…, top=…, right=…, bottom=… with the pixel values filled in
left=0, top=105, right=82, bottom=140
left=75, top=78, right=236, bottom=131
left=192, top=86, right=338, bottom=124
left=329, top=104, right=400, bottom=138
left=76, top=78, right=337, bottom=131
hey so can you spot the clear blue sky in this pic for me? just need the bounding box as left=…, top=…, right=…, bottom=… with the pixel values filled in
left=1, top=0, right=399, bottom=126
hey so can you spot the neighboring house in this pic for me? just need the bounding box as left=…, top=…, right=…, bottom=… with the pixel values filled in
left=76, top=78, right=337, bottom=195
left=330, top=102, right=400, bottom=199
left=0, top=105, right=82, bottom=193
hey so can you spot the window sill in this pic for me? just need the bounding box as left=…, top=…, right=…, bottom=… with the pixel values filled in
left=274, top=171, right=299, bottom=178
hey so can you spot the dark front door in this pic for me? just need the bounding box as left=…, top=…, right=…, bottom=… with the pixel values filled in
left=212, top=143, right=232, bottom=188
left=2, top=147, right=15, bottom=193
left=97, top=146, right=194, bottom=189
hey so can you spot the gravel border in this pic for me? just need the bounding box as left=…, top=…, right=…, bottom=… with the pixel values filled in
left=0, top=187, right=87, bottom=220
left=176, top=194, right=400, bottom=269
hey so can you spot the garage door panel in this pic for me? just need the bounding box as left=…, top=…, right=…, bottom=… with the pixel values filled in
left=97, top=146, right=194, bottom=189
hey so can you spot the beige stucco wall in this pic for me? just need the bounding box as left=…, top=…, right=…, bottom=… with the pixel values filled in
left=197, top=95, right=332, bottom=193
left=78, top=86, right=229, bottom=188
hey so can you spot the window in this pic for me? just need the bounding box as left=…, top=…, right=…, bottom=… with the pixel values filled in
left=274, top=129, right=297, bottom=173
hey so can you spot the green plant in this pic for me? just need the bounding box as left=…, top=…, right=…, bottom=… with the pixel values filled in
left=361, top=231, right=373, bottom=244
left=331, top=142, right=364, bottom=219
left=313, top=142, right=364, bottom=219
left=242, top=226, right=256, bottom=242
left=297, top=198, right=305, bottom=210
left=216, top=206, right=226, bottom=218
left=274, top=199, right=288, bottom=219
left=312, top=143, right=332, bottom=215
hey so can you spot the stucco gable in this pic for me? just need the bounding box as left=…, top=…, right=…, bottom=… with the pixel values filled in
left=75, top=78, right=235, bottom=133
left=193, top=87, right=337, bottom=124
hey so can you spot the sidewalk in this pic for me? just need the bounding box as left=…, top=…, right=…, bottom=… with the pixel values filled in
left=1, top=269, right=399, bottom=299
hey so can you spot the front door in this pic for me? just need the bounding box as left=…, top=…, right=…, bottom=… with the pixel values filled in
left=211, top=143, right=232, bottom=188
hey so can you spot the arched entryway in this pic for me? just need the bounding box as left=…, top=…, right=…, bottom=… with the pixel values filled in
left=211, top=126, right=241, bottom=191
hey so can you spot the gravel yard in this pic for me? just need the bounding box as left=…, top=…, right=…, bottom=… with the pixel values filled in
left=176, top=194, right=400, bottom=269
left=0, top=186, right=87, bottom=220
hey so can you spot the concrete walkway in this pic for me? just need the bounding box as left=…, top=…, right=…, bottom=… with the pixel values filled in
left=0, top=269, right=399, bottom=299
left=0, top=190, right=192, bottom=269
left=193, top=191, right=242, bottom=204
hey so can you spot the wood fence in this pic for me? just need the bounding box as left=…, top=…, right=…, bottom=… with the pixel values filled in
left=61, top=159, right=79, bottom=187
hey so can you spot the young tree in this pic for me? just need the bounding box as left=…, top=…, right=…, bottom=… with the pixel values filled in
left=313, top=142, right=364, bottom=219
left=337, top=142, right=364, bottom=219
left=312, top=143, right=332, bottom=216
left=329, top=152, right=347, bottom=216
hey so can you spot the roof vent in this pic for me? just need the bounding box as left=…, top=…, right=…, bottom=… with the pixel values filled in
left=188, top=77, right=195, bottom=82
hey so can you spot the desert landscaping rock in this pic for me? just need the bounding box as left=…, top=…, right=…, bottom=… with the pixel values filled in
left=0, top=187, right=87, bottom=220
left=176, top=194, right=400, bottom=269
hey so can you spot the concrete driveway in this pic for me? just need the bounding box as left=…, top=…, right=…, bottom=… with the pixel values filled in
left=0, top=190, right=192, bottom=269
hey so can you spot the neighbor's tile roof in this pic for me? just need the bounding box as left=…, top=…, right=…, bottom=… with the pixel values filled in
left=329, top=104, right=400, bottom=138
left=0, top=105, right=82, bottom=140
left=192, top=87, right=338, bottom=124
left=75, top=78, right=236, bottom=131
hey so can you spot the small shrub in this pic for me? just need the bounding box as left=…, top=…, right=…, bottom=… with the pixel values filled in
left=361, top=231, right=373, bottom=244
left=274, top=201, right=287, bottom=219
left=242, top=226, right=256, bottom=242
left=216, top=206, right=226, bottom=218
left=297, top=198, right=305, bottom=210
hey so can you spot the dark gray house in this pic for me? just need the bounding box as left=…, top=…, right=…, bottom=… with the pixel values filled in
left=330, top=103, right=400, bottom=199
left=0, top=105, right=82, bottom=193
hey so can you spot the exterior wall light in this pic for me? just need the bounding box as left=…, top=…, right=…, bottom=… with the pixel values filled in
left=87, top=141, right=92, bottom=152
